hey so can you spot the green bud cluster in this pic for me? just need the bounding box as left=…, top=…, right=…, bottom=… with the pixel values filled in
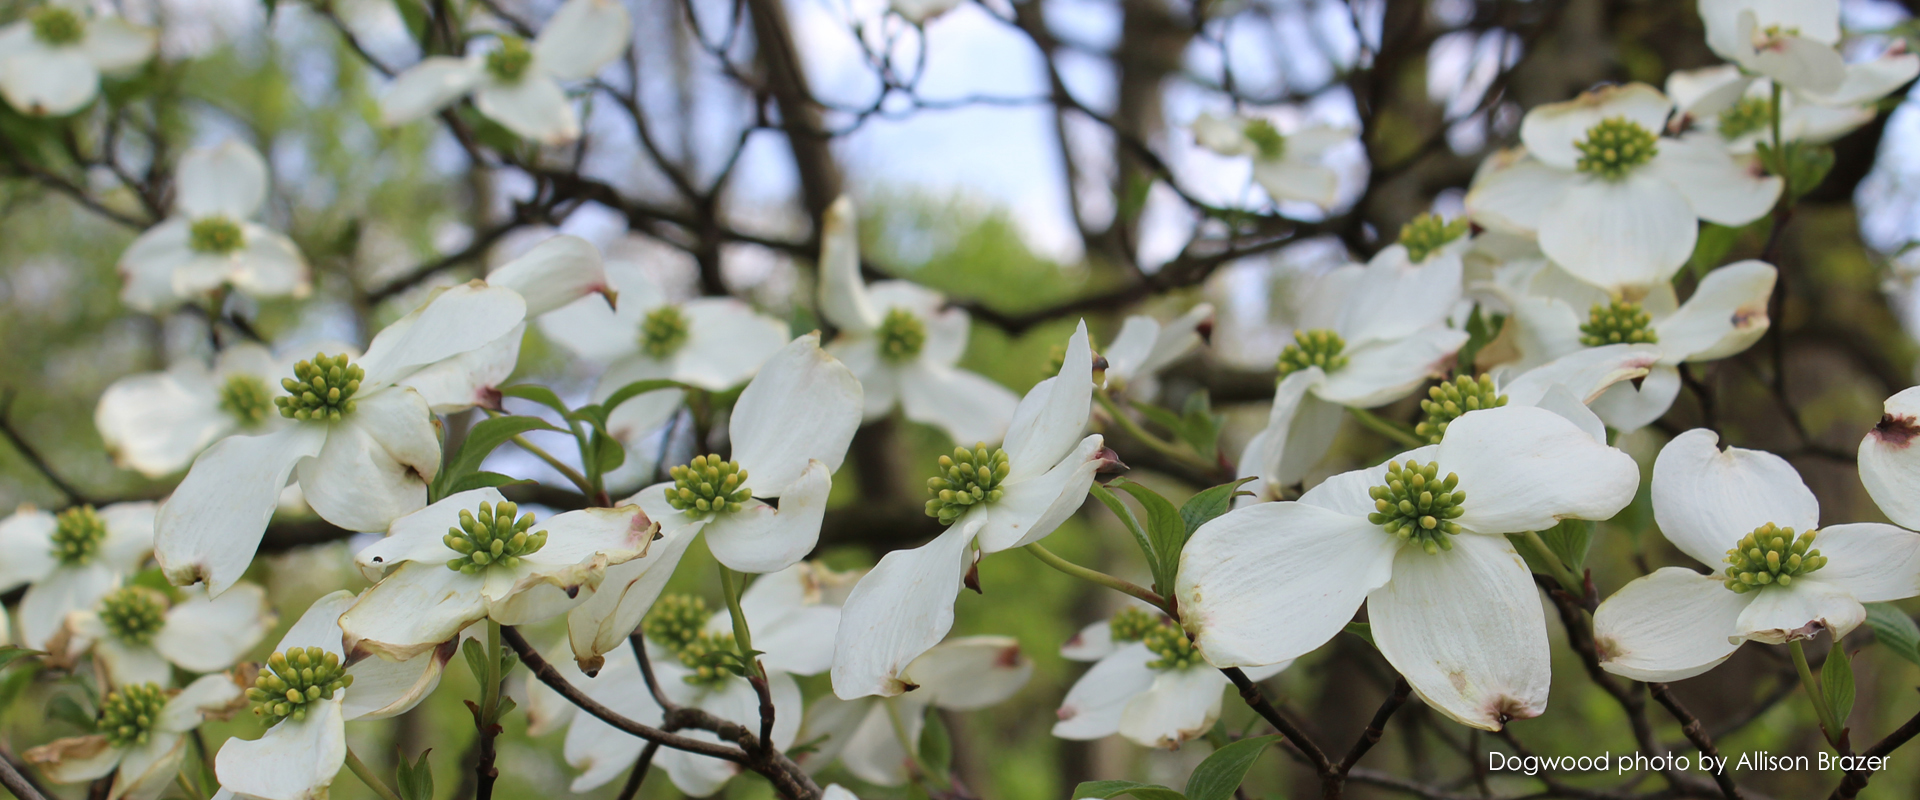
left=1367, top=460, right=1466, bottom=554
left=877, top=307, right=927, bottom=362
left=1717, top=96, right=1774, bottom=142
left=924, top=443, right=1011, bottom=525
left=98, top=586, right=169, bottom=646
left=1243, top=119, right=1285, bottom=160
left=249, top=647, right=353, bottom=726
left=219, top=373, right=275, bottom=427
left=485, top=36, right=533, bottom=82
left=1108, top=607, right=1160, bottom=643
left=444, top=501, right=545, bottom=574
left=1579, top=300, right=1658, bottom=347
left=99, top=684, right=167, bottom=748
left=665, top=455, right=753, bottom=516
left=1141, top=623, right=1204, bottom=671
left=639, top=305, right=691, bottom=359
left=1416, top=375, right=1508, bottom=444
left=675, top=629, right=740, bottom=686
left=1722, top=523, right=1827, bottom=593
left=50, top=505, right=106, bottom=565
left=1575, top=117, right=1659, bottom=179
left=643, top=595, right=739, bottom=686
left=188, top=216, right=246, bottom=255
left=30, top=6, right=84, bottom=45
left=1277, top=329, right=1348, bottom=377
left=274, top=354, right=364, bottom=422
left=1398, top=213, right=1470, bottom=263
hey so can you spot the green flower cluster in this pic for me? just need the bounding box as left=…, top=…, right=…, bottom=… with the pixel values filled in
left=1398, top=213, right=1470, bottom=263
left=274, top=354, right=364, bottom=422
left=1142, top=623, right=1204, bottom=671
left=1108, top=607, right=1160, bottom=643
left=188, top=217, right=245, bottom=255
left=1415, top=375, right=1508, bottom=444
left=99, top=683, right=168, bottom=748
left=486, top=36, right=533, bottom=82
left=877, top=308, right=927, bottom=362
left=640, top=305, right=691, bottom=359
left=30, top=6, right=83, bottom=45
left=50, top=506, right=105, bottom=565
left=248, top=647, right=354, bottom=726
left=644, top=595, right=741, bottom=686
left=1243, top=119, right=1286, bottom=160
left=219, top=374, right=275, bottom=426
left=1722, top=523, right=1827, bottom=593
left=98, top=586, right=169, bottom=645
left=1277, top=329, right=1348, bottom=378
left=924, top=443, right=1011, bottom=525
left=1575, top=117, right=1659, bottom=179
left=665, top=455, right=753, bottom=516
left=1367, top=460, right=1466, bottom=554
left=1717, top=96, right=1774, bottom=142
left=1579, top=300, right=1658, bottom=347
left=444, top=501, right=546, bottom=574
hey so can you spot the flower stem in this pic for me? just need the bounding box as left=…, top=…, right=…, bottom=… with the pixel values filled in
left=718, top=564, right=761, bottom=678
left=1347, top=407, right=1426, bottom=449
left=344, top=747, right=403, bottom=800
left=484, top=408, right=595, bottom=496
left=1093, top=391, right=1220, bottom=476
left=1514, top=529, right=1585, bottom=595
left=1024, top=542, right=1170, bottom=615
left=1790, top=638, right=1844, bottom=748
left=475, top=619, right=505, bottom=800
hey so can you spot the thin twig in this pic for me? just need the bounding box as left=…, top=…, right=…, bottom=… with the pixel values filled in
left=614, top=743, right=661, bottom=800
left=1647, top=683, right=1743, bottom=800
left=0, top=390, right=92, bottom=505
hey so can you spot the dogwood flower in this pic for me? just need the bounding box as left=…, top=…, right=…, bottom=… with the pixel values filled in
left=798, top=636, right=1031, bottom=785
left=833, top=321, right=1113, bottom=699
left=1236, top=235, right=1469, bottom=495
left=1054, top=607, right=1288, bottom=749
left=378, top=0, right=630, bottom=144
left=0, top=0, right=155, bottom=116
left=95, top=344, right=299, bottom=477
left=1465, top=83, right=1780, bottom=293
left=338, top=488, right=655, bottom=661
left=64, top=583, right=274, bottom=688
left=0, top=502, right=155, bottom=649
left=1594, top=429, right=1920, bottom=681
left=1191, top=113, right=1355, bottom=209
left=563, top=565, right=843, bottom=796
left=1493, top=259, right=1775, bottom=431
left=565, top=334, right=860, bottom=667
left=23, top=673, right=244, bottom=800
left=1101, top=304, right=1214, bottom=399
left=818, top=196, right=1019, bottom=445
left=117, top=141, right=310, bottom=313
left=1698, top=0, right=1849, bottom=95
left=214, top=591, right=457, bottom=800
left=156, top=283, right=528, bottom=596
left=1666, top=64, right=1917, bottom=155
left=1180, top=405, right=1639, bottom=729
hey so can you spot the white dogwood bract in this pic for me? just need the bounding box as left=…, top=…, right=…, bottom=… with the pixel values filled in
left=0, top=502, right=155, bottom=650
left=378, top=0, right=630, bottom=144
left=64, top=582, right=273, bottom=688
left=24, top=672, right=243, bottom=800
left=118, top=141, right=310, bottom=312
left=1181, top=405, right=1639, bottom=729
left=94, top=343, right=298, bottom=477
left=0, top=0, right=155, bottom=116
left=1594, top=429, right=1920, bottom=681
left=1100, top=304, right=1214, bottom=398
left=1054, top=610, right=1289, bottom=749
left=1191, top=113, right=1355, bottom=209
left=1698, top=0, right=1846, bottom=95
left=818, top=196, right=1019, bottom=446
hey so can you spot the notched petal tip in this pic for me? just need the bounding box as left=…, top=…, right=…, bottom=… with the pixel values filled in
left=576, top=654, right=604, bottom=677
left=1872, top=413, right=1920, bottom=449
left=1093, top=447, right=1130, bottom=482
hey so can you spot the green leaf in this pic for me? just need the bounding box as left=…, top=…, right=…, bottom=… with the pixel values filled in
left=1538, top=519, right=1595, bottom=569
left=1180, top=477, right=1257, bottom=540
left=1866, top=603, right=1920, bottom=669
left=1185, top=735, right=1281, bottom=800
left=1455, top=308, right=1506, bottom=377
left=1114, top=480, right=1186, bottom=598
left=1090, top=484, right=1158, bottom=581
left=1343, top=621, right=1374, bottom=646
left=461, top=638, right=489, bottom=685
left=1071, top=780, right=1187, bottom=800
left=498, top=385, right=573, bottom=417
left=1178, top=391, right=1225, bottom=459
left=598, top=379, right=686, bottom=416
left=0, top=646, right=42, bottom=672
left=1687, top=223, right=1741, bottom=279
left=499, top=647, right=520, bottom=677
left=437, top=415, right=563, bottom=498
left=49, top=693, right=95, bottom=731
left=1823, top=646, right=1855, bottom=733
left=918, top=705, right=953, bottom=778
left=1786, top=143, right=1836, bottom=200
left=445, top=472, right=533, bottom=495
left=396, top=748, right=434, bottom=800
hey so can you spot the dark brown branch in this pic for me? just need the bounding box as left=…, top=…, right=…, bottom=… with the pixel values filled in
left=1647, top=683, right=1742, bottom=800
left=0, top=745, right=53, bottom=800
left=1219, top=667, right=1333, bottom=776
left=614, top=742, right=661, bottom=800
left=1828, top=692, right=1920, bottom=799
left=1338, top=678, right=1412, bottom=773
left=0, top=390, right=94, bottom=506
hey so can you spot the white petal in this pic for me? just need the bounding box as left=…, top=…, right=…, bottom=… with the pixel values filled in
left=394, top=326, right=521, bottom=413
left=152, top=583, right=274, bottom=673
left=703, top=460, right=831, bottom=574
left=339, top=564, right=488, bottom=661
left=1863, top=387, right=1920, bottom=531
left=230, top=225, right=311, bottom=300
left=95, top=366, right=235, bottom=476
left=275, top=590, right=354, bottom=656
left=1500, top=344, right=1660, bottom=407
left=475, top=77, right=578, bottom=146
left=1745, top=31, right=1846, bottom=95
left=1177, top=501, right=1398, bottom=668
left=158, top=672, right=246, bottom=732
left=1441, top=405, right=1640, bottom=534
left=1798, top=52, right=1920, bottom=106
left=1464, top=149, right=1572, bottom=236
left=538, top=259, right=655, bottom=363
left=116, top=219, right=197, bottom=313
left=96, top=502, right=156, bottom=573
left=531, top=0, right=631, bottom=81
left=1519, top=83, right=1673, bottom=171
left=567, top=516, right=698, bottom=670
left=1594, top=567, right=1750, bottom=682
left=897, top=363, right=1019, bottom=447
left=1666, top=65, right=1753, bottom=118
left=728, top=334, right=863, bottom=492
left=1539, top=172, right=1697, bottom=292
left=1317, top=327, right=1468, bottom=407
left=1241, top=372, right=1343, bottom=494
left=831, top=522, right=977, bottom=698
left=359, top=488, right=502, bottom=571
left=1118, top=667, right=1228, bottom=749
left=1002, top=321, right=1094, bottom=476
left=0, top=509, right=56, bottom=593
left=1587, top=363, right=1683, bottom=433
left=562, top=661, right=657, bottom=790
left=93, top=637, right=175, bottom=688
left=214, top=696, right=347, bottom=800
left=753, top=604, right=841, bottom=677
left=379, top=56, right=481, bottom=126
left=1651, top=135, right=1781, bottom=227
left=1806, top=523, right=1920, bottom=604
left=111, top=735, right=185, bottom=800
left=818, top=198, right=879, bottom=331
left=1052, top=643, right=1155, bottom=740
left=904, top=635, right=1032, bottom=709
left=1531, top=384, right=1608, bottom=443
left=1652, top=428, right=1818, bottom=567
left=1734, top=578, right=1864, bottom=643
left=358, top=282, right=527, bottom=386
left=1655, top=260, right=1775, bottom=362
left=23, top=735, right=122, bottom=783
left=343, top=640, right=454, bottom=720
left=1060, top=620, right=1115, bottom=661
left=973, top=435, right=1106, bottom=552
left=0, top=43, right=100, bottom=116
left=1190, top=112, right=1254, bottom=156
left=155, top=424, right=327, bottom=595
left=80, top=17, right=156, bottom=72
left=671, top=299, right=791, bottom=390
left=1342, top=254, right=1464, bottom=346
left=486, top=234, right=608, bottom=317
left=519, top=503, right=655, bottom=575
left=295, top=394, right=433, bottom=533
left=1369, top=534, right=1549, bottom=730
left=1252, top=159, right=1339, bottom=209
left=175, top=140, right=268, bottom=220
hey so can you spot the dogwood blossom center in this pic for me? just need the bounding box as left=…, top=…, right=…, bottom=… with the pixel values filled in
left=98, top=586, right=169, bottom=645
left=1574, top=117, right=1659, bottom=179
left=1242, top=119, right=1286, bottom=160
left=485, top=36, right=534, bottom=83
left=1717, top=96, right=1773, bottom=142
left=50, top=505, right=106, bottom=565
left=1722, top=522, right=1827, bottom=593
left=248, top=647, right=353, bottom=726
left=644, top=594, right=739, bottom=686
left=1367, top=460, right=1466, bottom=554
left=99, top=684, right=167, bottom=748
left=1140, top=623, right=1204, bottom=671
left=443, top=500, right=546, bottom=574
left=639, top=305, right=691, bottom=359
left=1398, top=213, right=1470, bottom=263
left=1108, top=607, right=1158, bottom=642
left=1579, top=300, right=1659, bottom=347
left=29, top=6, right=84, bottom=45
left=1416, top=375, right=1508, bottom=444
left=273, top=353, right=364, bottom=422
left=1277, top=329, right=1348, bottom=377
left=665, top=454, right=752, bottom=516
left=219, top=373, right=275, bottom=427
left=924, top=443, right=1011, bottom=525
left=188, top=217, right=246, bottom=255
left=877, top=307, right=927, bottom=362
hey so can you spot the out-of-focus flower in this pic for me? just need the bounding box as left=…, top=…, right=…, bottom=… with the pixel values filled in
left=1666, top=63, right=1917, bottom=154
left=65, top=582, right=274, bottom=687
left=0, top=503, right=155, bottom=649
left=0, top=0, right=155, bottom=116
left=1101, top=304, right=1214, bottom=399
left=24, top=673, right=246, bottom=800
left=1054, top=608, right=1287, bottom=749
left=1698, top=0, right=1850, bottom=96
left=1191, top=113, right=1355, bottom=210
left=118, top=141, right=310, bottom=313
left=96, top=344, right=297, bottom=477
